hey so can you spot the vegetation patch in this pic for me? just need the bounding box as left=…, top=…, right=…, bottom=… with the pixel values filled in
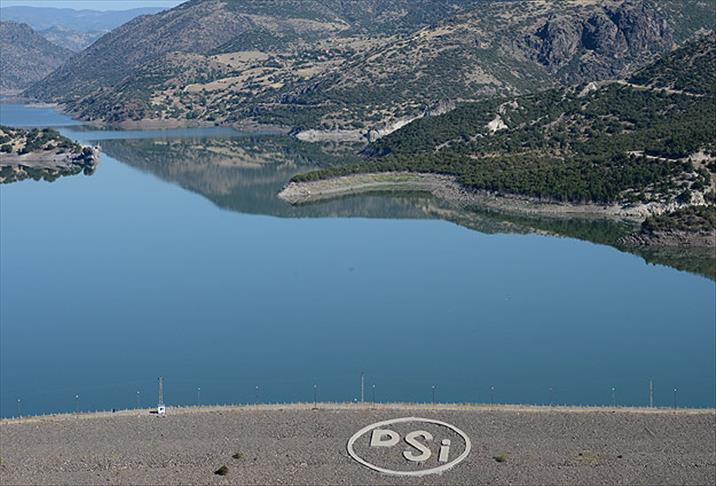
left=0, top=126, right=81, bottom=156
left=494, top=453, right=508, bottom=463
left=642, top=206, right=716, bottom=234
left=0, top=126, right=97, bottom=184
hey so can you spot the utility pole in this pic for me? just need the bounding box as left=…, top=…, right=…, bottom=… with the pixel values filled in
left=360, top=372, right=365, bottom=403
left=649, top=379, right=654, bottom=408
left=158, top=376, right=166, bottom=416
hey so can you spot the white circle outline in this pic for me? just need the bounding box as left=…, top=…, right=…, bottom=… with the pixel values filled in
left=346, top=417, right=472, bottom=477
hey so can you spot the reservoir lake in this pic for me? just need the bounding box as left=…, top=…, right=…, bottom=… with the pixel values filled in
left=1, top=104, right=714, bottom=417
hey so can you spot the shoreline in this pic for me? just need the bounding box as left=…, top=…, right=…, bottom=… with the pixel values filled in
left=4, top=99, right=291, bottom=134
left=1, top=99, right=291, bottom=134
left=279, top=173, right=716, bottom=249
left=4, top=402, right=713, bottom=425
left=279, top=172, right=691, bottom=222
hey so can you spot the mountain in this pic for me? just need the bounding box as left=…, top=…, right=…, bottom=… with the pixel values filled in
left=290, top=32, right=716, bottom=219
left=280, top=0, right=685, bottom=133
left=23, top=0, right=714, bottom=131
left=35, top=26, right=105, bottom=52
left=0, top=6, right=165, bottom=32
left=0, top=6, right=166, bottom=52
left=0, top=21, right=72, bottom=94
left=22, top=0, right=479, bottom=123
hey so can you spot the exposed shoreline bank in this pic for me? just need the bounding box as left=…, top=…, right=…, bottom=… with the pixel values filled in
left=279, top=173, right=716, bottom=249
left=279, top=172, right=690, bottom=221
left=4, top=402, right=713, bottom=424
left=2, top=403, right=713, bottom=485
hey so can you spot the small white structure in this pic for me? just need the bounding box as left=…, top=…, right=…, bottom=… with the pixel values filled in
left=157, top=376, right=166, bottom=416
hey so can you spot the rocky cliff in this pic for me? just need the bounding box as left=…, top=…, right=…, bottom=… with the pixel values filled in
left=525, top=1, right=674, bottom=82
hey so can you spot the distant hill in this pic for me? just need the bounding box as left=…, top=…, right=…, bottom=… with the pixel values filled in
left=35, top=26, right=105, bottom=52
left=0, top=6, right=164, bottom=32
left=23, top=0, right=715, bottom=131
left=0, top=5, right=166, bottom=51
left=0, top=21, right=72, bottom=94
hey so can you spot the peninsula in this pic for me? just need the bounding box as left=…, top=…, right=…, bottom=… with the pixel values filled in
left=0, top=126, right=100, bottom=183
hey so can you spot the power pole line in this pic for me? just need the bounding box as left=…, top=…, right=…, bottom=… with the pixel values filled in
left=360, top=372, right=365, bottom=403
left=612, top=387, right=616, bottom=407
left=649, top=379, right=654, bottom=408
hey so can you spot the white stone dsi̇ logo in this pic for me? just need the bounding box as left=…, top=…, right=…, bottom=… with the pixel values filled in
left=347, top=417, right=471, bottom=477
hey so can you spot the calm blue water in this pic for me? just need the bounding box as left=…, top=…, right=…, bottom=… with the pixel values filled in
left=1, top=104, right=714, bottom=416
left=0, top=103, right=82, bottom=127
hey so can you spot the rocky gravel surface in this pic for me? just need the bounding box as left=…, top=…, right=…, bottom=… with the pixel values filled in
left=1, top=404, right=714, bottom=485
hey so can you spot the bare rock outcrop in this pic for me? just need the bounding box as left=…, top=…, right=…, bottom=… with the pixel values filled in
left=526, top=1, right=673, bottom=82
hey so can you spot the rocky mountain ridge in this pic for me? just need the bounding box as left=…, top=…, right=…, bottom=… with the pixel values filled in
left=22, top=0, right=715, bottom=133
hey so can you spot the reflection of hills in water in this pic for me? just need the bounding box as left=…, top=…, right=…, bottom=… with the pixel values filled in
left=101, top=136, right=434, bottom=219
left=102, top=136, right=715, bottom=280
left=442, top=207, right=715, bottom=280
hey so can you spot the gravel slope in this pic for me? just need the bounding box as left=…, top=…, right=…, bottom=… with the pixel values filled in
left=1, top=403, right=714, bottom=485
